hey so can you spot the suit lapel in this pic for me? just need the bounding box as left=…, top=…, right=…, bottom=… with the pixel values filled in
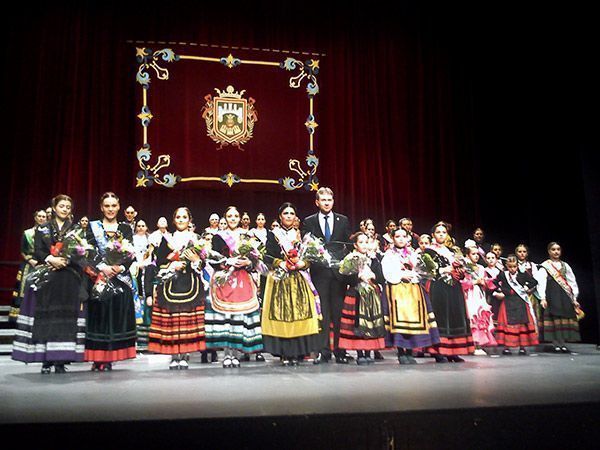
left=312, top=215, right=325, bottom=240
left=330, top=213, right=341, bottom=241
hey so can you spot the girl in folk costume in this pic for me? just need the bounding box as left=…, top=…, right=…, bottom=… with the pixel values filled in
left=380, top=219, right=397, bottom=252
left=381, top=228, right=440, bottom=364
left=537, top=242, right=581, bottom=353
left=460, top=242, right=497, bottom=354
left=261, top=203, right=321, bottom=366
left=206, top=206, right=263, bottom=368
left=493, top=255, right=539, bottom=355
left=416, top=234, right=431, bottom=254
left=424, top=222, right=475, bottom=362
left=12, top=196, right=87, bottom=373
left=147, top=207, right=207, bottom=369
left=491, top=243, right=505, bottom=270
left=338, top=232, right=386, bottom=365
left=484, top=251, right=502, bottom=324
left=131, top=219, right=152, bottom=352
left=86, top=192, right=137, bottom=371
left=249, top=212, right=268, bottom=246
left=365, top=222, right=382, bottom=258
left=10, top=209, right=47, bottom=322
left=515, top=244, right=544, bottom=327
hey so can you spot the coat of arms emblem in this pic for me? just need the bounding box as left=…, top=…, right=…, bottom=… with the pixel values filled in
left=201, top=85, right=258, bottom=150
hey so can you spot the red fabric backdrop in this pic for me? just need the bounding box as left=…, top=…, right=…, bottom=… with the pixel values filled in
left=1, top=3, right=597, bottom=339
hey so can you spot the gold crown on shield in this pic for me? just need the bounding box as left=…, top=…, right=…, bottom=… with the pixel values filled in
left=214, top=85, right=246, bottom=99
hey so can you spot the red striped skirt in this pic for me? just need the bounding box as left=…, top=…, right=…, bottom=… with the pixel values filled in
left=85, top=347, right=136, bottom=363
left=338, top=294, right=385, bottom=351
left=494, top=303, right=539, bottom=347
left=148, top=305, right=206, bottom=354
left=427, top=335, right=475, bottom=356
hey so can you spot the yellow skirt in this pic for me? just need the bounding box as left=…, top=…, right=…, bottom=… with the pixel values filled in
left=387, top=283, right=436, bottom=335
left=261, top=271, right=319, bottom=339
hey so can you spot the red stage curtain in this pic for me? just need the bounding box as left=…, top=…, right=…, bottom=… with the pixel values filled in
left=2, top=4, right=596, bottom=344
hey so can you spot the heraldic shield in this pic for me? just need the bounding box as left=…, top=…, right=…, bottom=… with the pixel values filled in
left=215, top=97, right=246, bottom=142
left=202, top=85, right=257, bottom=150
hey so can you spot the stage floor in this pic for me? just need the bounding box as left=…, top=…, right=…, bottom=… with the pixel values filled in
left=1, top=344, right=599, bottom=425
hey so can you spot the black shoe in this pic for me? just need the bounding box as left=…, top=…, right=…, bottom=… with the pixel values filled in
left=200, top=352, right=209, bottom=364
left=434, top=354, right=447, bottom=363
left=91, top=362, right=101, bottom=372
left=553, top=346, right=562, bottom=353
left=290, top=357, right=299, bottom=366
left=41, top=363, right=52, bottom=374
left=398, top=355, right=410, bottom=365
left=344, top=352, right=355, bottom=361
left=210, top=351, right=218, bottom=362
left=313, top=353, right=329, bottom=365
left=256, top=353, right=265, bottom=362
left=374, top=351, right=384, bottom=360
left=561, top=346, right=570, bottom=354
left=448, top=356, right=465, bottom=363
left=502, top=349, right=512, bottom=356
left=282, top=358, right=290, bottom=366
left=335, top=355, right=349, bottom=364
left=518, top=348, right=527, bottom=356
left=54, top=364, right=67, bottom=373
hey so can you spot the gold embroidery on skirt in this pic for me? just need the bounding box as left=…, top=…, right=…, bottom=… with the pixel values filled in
left=269, top=272, right=313, bottom=322
left=355, top=285, right=385, bottom=338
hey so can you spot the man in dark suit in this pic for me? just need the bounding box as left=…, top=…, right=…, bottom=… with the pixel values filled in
left=301, top=187, right=352, bottom=364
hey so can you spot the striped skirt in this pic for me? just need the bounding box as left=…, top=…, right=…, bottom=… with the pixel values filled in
left=495, top=302, right=539, bottom=348
left=148, top=305, right=206, bottom=354
left=338, top=289, right=385, bottom=351
left=204, top=307, right=263, bottom=353
left=12, top=289, right=86, bottom=363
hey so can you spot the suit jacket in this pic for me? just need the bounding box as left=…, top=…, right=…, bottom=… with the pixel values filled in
left=302, top=212, right=351, bottom=281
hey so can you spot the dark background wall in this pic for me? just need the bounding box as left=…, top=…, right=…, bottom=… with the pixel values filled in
left=1, top=1, right=597, bottom=341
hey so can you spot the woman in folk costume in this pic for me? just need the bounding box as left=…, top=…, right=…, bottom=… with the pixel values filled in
left=131, top=219, right=152, bottom=352
left=12, top=195, right=87, bottom=373
left=515, top=244, right=544, bottom=328
left=85, top=192, right=137, bottom=371
left=381, top=228, right=440, bottom=364
left=460, top=241, right=497, bottom=354
left=483, top=251, right=502, bottom=324
left=424, top=221, right=474, bottom=362
left=537, top=242, right=581, bottom=353
left=261, top=202, right=320, bottom=366
left=338, top=232, right=386, bottom=365
left=493, top=255, right=539, bottom=356
left=206, top=206, right=263, bottom=368
left=147, top=207, right=207, bottom=369
left=10, top=209, right=47, bottom=322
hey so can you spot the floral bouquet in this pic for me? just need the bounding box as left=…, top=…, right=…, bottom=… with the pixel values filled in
left=339, top=251, right=377, bottom=298
left=270, top=246, right=302, bottom=282
left=298, top=233, right=333, bottom=267
left=158, top=237, right=226, bottom=284
left=415, top=252, right=437, bottom=281
left=213, top=235, right=266, bottom=286
left=25, top=229, right=93, bottom=291
left=104, top=236, right=136, bottom=265
left=91, top=236, right=136, bottom=301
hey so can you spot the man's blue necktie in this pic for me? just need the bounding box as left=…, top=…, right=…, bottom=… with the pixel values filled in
left=324, top=215, right=331, bottom=242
